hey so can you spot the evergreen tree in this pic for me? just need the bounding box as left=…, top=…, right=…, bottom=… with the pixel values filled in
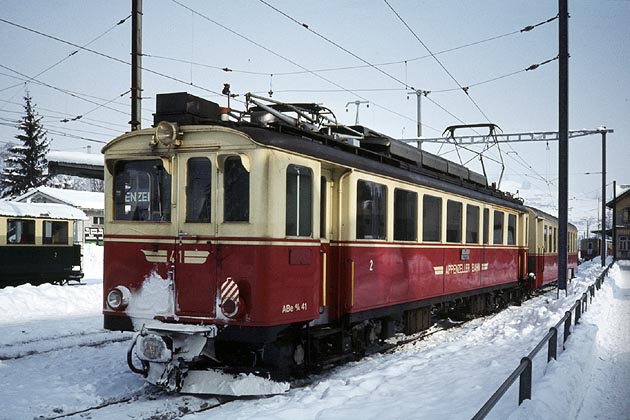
left=0, top=93, right=50, bottom=198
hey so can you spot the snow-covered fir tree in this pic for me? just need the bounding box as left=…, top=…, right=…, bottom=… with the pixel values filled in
left=0, top=93, right=50, bottom=198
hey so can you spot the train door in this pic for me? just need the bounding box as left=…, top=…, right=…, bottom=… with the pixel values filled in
left=173, top=155, right=218, bottom=317
left=318, top=168, right=334, bottom=322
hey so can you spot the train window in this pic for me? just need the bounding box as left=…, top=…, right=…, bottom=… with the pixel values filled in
left=394, top=188, right=417, bottom=241
left=493, top=211, right=504, bottom=245
left=286, top=165, right=313, bottom=237
left=544, top=225, right=548, bottom=252
left=357, top=180, right=386, bottom=240
left=483, top=208, right=489, bottom=244
left=507, top=214, right=516, bottom=245
left=43, top=221, right=69, bottom=244
left=466, top=205, right=480, bottom=244
left=446, top=200, right=462, bottom=243
left=7, top=219, right=35, bottom=244
left=553, top=227, right=557, bottom=252
left=224, top=156, right=250, bottom=222
left=423, top=195, right=442, bottom=242
left=113, top=160, right=172, bottom=222
left=186, top=158, right=212, bottom=223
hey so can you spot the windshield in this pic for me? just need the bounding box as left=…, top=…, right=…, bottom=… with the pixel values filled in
left=113, top=160, right=172, bottom=222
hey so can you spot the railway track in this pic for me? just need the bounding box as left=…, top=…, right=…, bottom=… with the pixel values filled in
left=0, top=331, right=132, bottom=361
left=41, top=389, right=238, bottom=420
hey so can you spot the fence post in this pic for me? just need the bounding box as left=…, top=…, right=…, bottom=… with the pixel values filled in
left=548, top=327, right=558, bottom=362
left=583, top=292, right=588, bottom=313
left=575, top=299, right=582, bottom=324
left=564, top=311, right=572, bottom=344
left=519, top=357, right=533, bottom=404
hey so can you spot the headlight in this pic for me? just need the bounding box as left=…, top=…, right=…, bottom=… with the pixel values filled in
left=136, top=334, right=172, bottom=362
left=152, top=121, right=182, bottom=147
left=107, top=286, right=131, bottom=310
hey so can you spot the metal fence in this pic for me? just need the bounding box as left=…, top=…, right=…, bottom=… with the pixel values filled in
left=472, top=263, right=613, bottom=420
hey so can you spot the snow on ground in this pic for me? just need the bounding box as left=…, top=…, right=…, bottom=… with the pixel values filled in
left=0, top=249, right=628, bottom=420
left=509, top=260, right=630, bottom=420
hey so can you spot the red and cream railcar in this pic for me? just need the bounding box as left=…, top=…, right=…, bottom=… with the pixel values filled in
left=526, top=207, right=578, bottom=288
left=103, top=93, right=531, bottom=394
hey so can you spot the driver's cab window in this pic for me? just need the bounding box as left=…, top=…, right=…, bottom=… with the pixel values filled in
left=223, top=156, right=249, bottom=222
left=186, top=158, right=212, bottom=223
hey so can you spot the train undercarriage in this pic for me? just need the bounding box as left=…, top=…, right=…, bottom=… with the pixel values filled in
left=126, top=282, right=526, bottom=396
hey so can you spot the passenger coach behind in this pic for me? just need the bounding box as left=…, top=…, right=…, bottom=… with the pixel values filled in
left=0, top=200, right=85, bottom=287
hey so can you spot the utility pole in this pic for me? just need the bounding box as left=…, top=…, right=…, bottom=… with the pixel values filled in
left=130, top=0, right=142, bottom=131
left=557, top=0, right=569, bottom=293
left=408, top=90, right=426, bottom=140
left=600, top=128, right=607, bottom=266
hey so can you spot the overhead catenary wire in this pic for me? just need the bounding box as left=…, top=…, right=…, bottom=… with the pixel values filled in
left=145, top=13, right=557, bottom=78
left=0, top=14, right=131, bottom=95
left=170, top=0, right=432, bottom=131
left=0, top=17, right=225, bottom=98
left=383, top=0, right=492, bottom=123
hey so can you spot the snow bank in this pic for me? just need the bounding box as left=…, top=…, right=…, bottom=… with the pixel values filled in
left=508, top=262, right=629, bottom=420
left=0, top=283, right=102, bottom=325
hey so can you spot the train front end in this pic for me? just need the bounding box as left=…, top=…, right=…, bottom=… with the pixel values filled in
left=102, top=94, right=322, bottom=395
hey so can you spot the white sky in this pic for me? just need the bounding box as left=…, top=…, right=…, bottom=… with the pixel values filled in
left=0, top=0, right=628, bottom=226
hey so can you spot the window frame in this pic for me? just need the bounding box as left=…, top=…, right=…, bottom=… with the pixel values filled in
left=7, top=219, right=36, bottom=244
left=507, top=213, right=517, bottom=245
left=186, top=157, right=212, bottom=223
left=422, top=195, right=442, bottom=243
left=356, top=179, right=387, bottom=240
left=286, top=164, right=313, bottom=237
left=394, top=188, right=418, bottom=242
left=223, top=155, right=250, bottom=223
left=446, top=200, right=463, bottom=243
left=112, top=159, right=172, bottom=222
left=466, top=204, right=480, bottom=244
left=493, top=210, right=504, bottom=245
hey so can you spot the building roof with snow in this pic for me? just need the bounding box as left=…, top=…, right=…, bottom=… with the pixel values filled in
left=13, top=187, right=104, bottom=211
left=0, top=200, right=87, bottom=220
left=46, top=151, right=104, bottom=180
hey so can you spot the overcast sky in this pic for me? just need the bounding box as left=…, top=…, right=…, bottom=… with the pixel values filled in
left=1, top=0, right=628, bottom=219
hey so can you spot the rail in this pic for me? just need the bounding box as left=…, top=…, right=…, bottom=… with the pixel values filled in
left=472, top=263, right=613, bottom=420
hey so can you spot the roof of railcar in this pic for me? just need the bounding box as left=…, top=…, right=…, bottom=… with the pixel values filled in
left=526, top=206, right=577, bottom=230
left=0, top=200, right=87, bottom=220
